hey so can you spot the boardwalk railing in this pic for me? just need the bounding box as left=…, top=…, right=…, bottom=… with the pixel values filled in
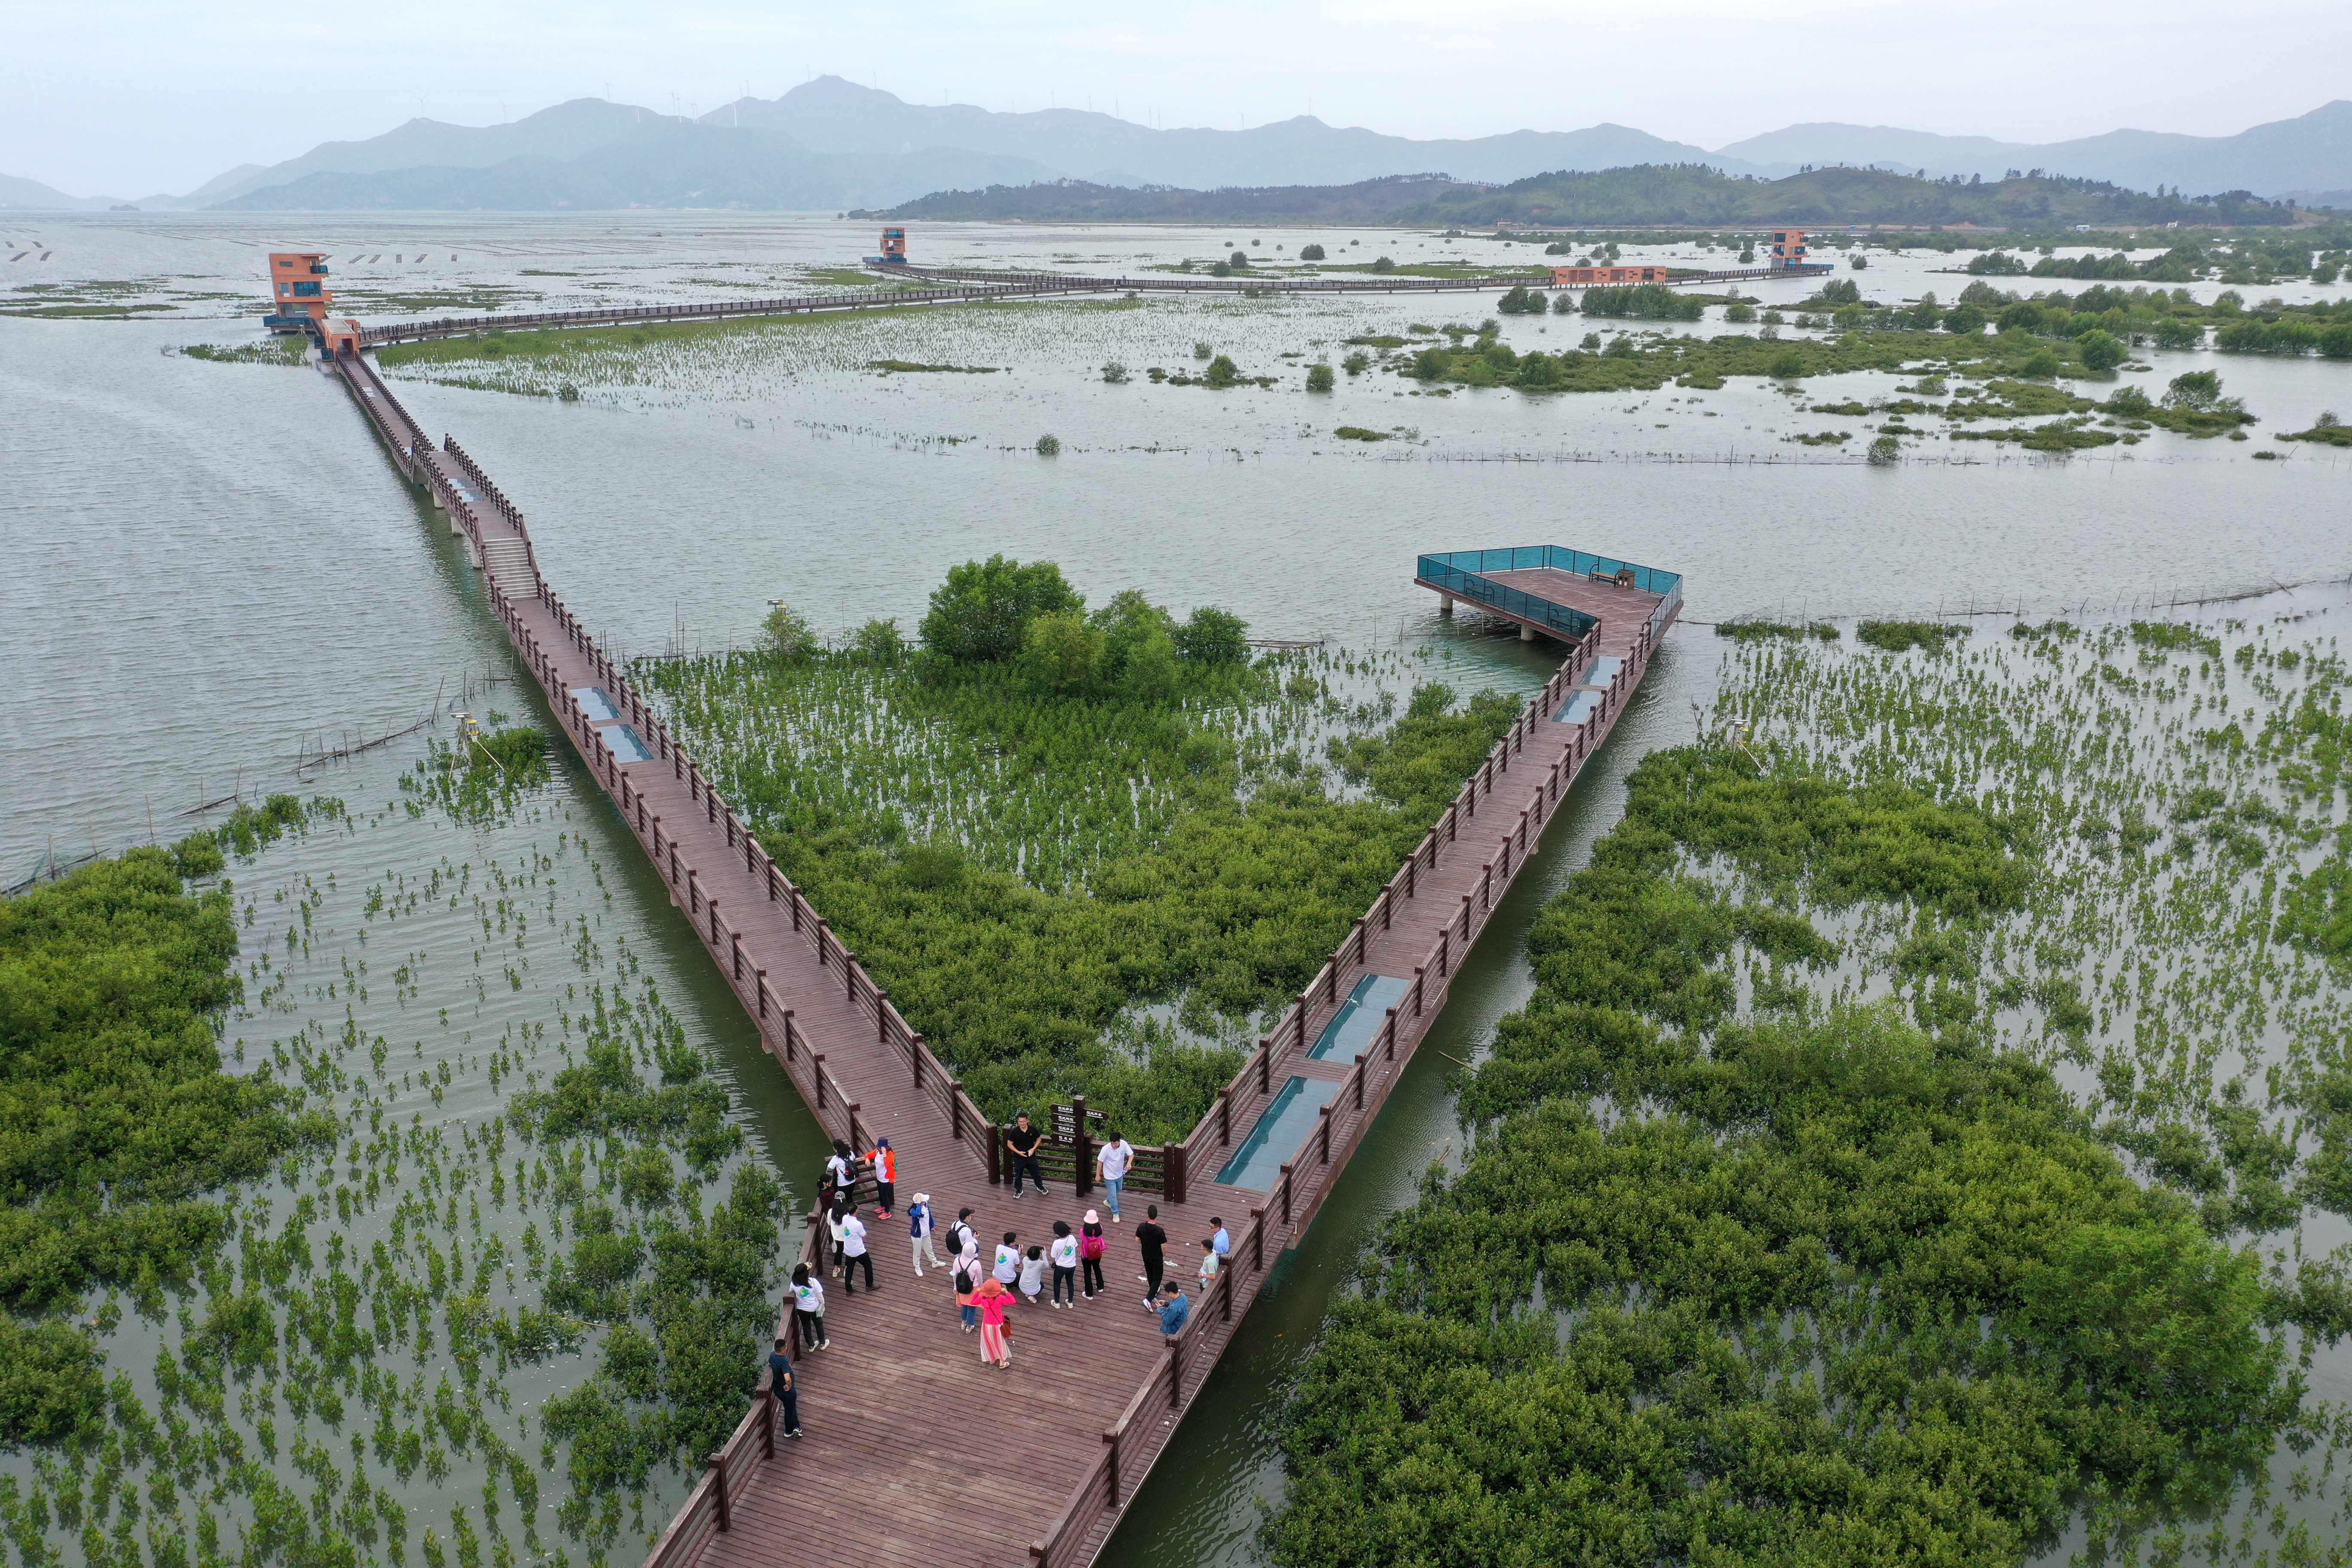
left=640, top=1212, right=830, bottom=1568
left=328, top=351, right=1678, bottom=1568
left=356, top=277, right=1112, bottom=347
left=353, top=263, right=1564, bottom=350
left=878, top=262, right=1545, bottom=296
left=1019, top=1100, right=1181, bottom=1201
left=1023, top=605, right=1680, bottom=1568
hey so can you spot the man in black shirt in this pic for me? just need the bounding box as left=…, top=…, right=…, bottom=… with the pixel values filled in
left=1135, top=1204, right=1168, bottom=1311
left=766, top=1338, right=803, bottom=1438
left=1004, top=1112, right=1047, bottom=1196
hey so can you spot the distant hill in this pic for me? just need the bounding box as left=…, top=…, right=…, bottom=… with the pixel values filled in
left=212, top=122, right=1060, bottom=212
left=1393, top=165, right=2300, bottom=227
left=0, top=172, right=122, bottom=211
left=194, top=100, right=677, bottom=207
left=1714, top=102, right=2352, bottom=196
left=878, top=164, right=2302, bottom=229
left=700, top=76, right=1751, bottom=189
left=864, top=174, right=1474, bottom=224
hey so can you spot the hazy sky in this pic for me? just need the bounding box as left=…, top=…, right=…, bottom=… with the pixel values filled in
left=9, top=0, right=2348, bottom=196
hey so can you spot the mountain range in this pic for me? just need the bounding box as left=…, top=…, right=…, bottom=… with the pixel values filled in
left=3, top=79, right=2346, bottom=213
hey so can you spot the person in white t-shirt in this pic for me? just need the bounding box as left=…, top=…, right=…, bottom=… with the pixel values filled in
left=1049, top=1222, right=1081, bottom=1307
left=1095, top=1132, right=1135, bottom=1222
left=839, top=1206, right=872, bottom=1293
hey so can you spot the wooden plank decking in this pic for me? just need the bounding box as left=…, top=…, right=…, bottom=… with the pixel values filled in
left=325, top=351, right=1676, bottom=1568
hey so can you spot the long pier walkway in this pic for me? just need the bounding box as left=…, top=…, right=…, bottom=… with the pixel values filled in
left=354, top=266, right=1541, bottom=348
left=324, top=348, right=1678, bottom=1568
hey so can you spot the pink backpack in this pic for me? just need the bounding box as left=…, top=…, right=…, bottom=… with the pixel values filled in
left=1080, top=1228, right=1106, bottom=1261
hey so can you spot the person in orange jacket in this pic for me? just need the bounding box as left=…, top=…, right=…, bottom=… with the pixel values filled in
left=867, top=1138, right=896, bottom=1219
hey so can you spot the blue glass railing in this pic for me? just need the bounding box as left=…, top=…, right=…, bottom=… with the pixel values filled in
left=1415, top=546, right=1682, bottom=643
left=1415, top=556, right=1599, bottom=641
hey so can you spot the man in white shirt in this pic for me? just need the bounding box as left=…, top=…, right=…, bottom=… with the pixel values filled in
left=1095, top=1131, right=1135, bottom=1223
left=839, top=1206, right=873, bottom=1294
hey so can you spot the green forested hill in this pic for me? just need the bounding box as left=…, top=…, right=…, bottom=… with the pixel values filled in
left=875, top=163, right=2302, bottom=228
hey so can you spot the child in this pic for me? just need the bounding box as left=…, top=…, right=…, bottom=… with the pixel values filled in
left=1197, top=1237, right=1219, bottom=1289
left=974, top=1274, right=1013, bottom=1368
left=909, top=1193, right=942, bottom=1275
left=1049, top=1221, right=1079, bottom=1308
left=867, top=1138, right=896, bottom=1219
left=1018, top=1243, right=1047, bottom=1306
left=790, top=1263, right=829, bottom=1351
left=1079, top=1210, right=1106, bottom=1300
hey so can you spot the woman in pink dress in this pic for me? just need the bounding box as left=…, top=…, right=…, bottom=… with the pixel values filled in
left=974, top=1275, right=1014, bottom=1368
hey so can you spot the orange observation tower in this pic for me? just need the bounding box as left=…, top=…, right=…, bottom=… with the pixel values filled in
left=263, top=251, right=333, bottom=331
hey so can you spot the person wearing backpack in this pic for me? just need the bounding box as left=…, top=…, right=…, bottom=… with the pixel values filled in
left=943, top=1206, right=976, bottom=1263
left=1078, top=1209, right=1106, bottom=1300
left=909, top=1193, right=943, bottom=1275
left=954, top=1245, right=980, bottom=1332
left=821, top=1140, right=857, bottom=1211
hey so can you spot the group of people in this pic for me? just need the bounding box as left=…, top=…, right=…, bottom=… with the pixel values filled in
left=769, top=1123, right=1233, bottom=1420
left=935, top=1195, right=1231, bottom=1369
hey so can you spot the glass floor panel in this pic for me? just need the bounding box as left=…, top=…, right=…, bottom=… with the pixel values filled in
left=1584, top=655, right=1623, bottom=686
left=570, top=686, right=621, bottom=723
left=1215, top=1076, right=1340, bottom=1190
left=596, top=723, right=652, bottom=764
left=1553, top=689, right=1601, bottom=726
left=1307, top=973, right=1412, bottom=1060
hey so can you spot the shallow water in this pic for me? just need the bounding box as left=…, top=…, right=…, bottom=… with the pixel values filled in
left=4, top=210, right=2350, bottom=1568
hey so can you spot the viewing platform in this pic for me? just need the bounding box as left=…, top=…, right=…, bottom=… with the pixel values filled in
left=1416, top=545, right=1683, bottom=655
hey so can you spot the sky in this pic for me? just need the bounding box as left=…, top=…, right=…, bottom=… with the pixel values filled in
left=8, top=0, right=2349, bottom=197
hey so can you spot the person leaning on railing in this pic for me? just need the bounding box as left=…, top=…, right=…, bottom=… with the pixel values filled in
left=766, top=1338, right=804, bottom=1438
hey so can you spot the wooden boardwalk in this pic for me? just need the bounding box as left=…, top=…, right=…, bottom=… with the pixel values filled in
left=325, top=351, right=1676, bottom=1568
left=354, top=267, right=1544, bottom=349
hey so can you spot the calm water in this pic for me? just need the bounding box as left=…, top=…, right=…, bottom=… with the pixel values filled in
left=4, top=211, right=2349, bottom=1566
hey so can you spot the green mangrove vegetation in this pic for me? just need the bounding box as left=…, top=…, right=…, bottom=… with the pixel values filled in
left=1274, top=606, right=2352, bottom=1565
left=181, top=338, right=311, bottom=367
left=638, top=560, right=1522, bottom=1139
left=0, top=762, right=793, bottom=1568
left=0, top=851, right=327, bottom=1446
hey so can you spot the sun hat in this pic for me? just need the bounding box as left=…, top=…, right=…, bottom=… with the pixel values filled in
left=1084, top=1210, right=1099, bottom=1224
left=913, top=1192, right=930, bottom=1204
